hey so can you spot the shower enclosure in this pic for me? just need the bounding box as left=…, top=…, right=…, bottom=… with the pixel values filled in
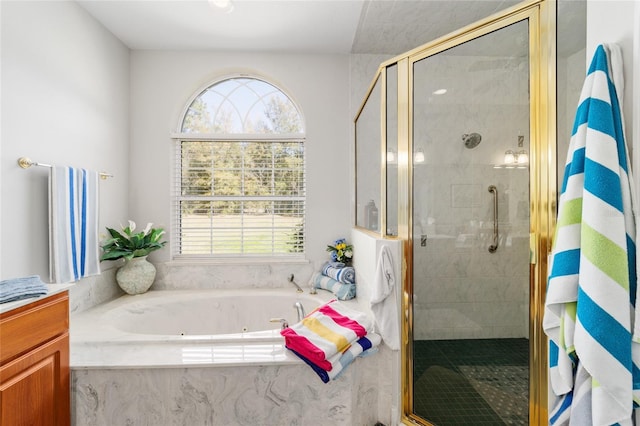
left=355, top=1, right=560, bottom=424
left=411, top=19, right=531, bottom=424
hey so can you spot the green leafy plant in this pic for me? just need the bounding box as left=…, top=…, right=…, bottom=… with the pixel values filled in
left=100, top=220, right=167, bottom=261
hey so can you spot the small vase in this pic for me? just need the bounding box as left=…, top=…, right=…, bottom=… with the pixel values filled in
left=116, top=256, right=156, bottom=295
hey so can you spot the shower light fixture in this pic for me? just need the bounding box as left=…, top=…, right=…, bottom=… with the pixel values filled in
left=414, top=148, right=425, bottom=164
left=501, top=135, right=529, bottom=168
left=517, top=150, right=529, bottom=164
left=504, top=150, right=516, bottom=164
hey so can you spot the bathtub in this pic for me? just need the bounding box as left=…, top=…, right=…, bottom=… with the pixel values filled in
left=70, top=288, right=339, bottom=369
left=70, top=288, right=384, bottom=425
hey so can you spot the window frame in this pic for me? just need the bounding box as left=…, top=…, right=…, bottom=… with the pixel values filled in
left=171, top=75, right=306, bottom=262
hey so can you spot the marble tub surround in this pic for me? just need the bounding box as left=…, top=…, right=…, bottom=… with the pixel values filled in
left=70, top=287, right=389, bottom=425
left=153, top=260, right=320, bottom=291
left=72, top=358, right=382, bottom=426
left=67, top=267, right=122, bottom=314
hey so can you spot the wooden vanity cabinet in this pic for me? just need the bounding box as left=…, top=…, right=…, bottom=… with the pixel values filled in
left=0, top=292, right=70, bottom=426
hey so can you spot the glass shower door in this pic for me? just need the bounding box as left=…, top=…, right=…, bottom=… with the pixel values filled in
left=411, top=20, right=531, bottom=425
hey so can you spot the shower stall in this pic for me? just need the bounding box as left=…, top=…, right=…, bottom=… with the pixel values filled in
left=410, top=19, right=531, bottom=424
left=353, top=0, right=585, bottom=424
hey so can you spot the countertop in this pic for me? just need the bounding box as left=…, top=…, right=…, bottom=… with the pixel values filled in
left=0, top=283, right=75, bottom=315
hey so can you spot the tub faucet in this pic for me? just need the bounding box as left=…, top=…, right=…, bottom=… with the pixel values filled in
left=294, top=301, right=306, bottom=321
left=288, top=274, right=303, bottom=293
left=270, top=318, right=289, bottom=330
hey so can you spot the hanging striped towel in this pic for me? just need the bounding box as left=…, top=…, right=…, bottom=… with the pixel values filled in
left=280, top=299, right=373, bottom=371
left=544, top=44, right=640, bottom=425
left=49, top=166, right=101, bottom=284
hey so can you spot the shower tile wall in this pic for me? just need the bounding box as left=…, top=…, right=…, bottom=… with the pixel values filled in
left=413, top=52, right=530, bottom=340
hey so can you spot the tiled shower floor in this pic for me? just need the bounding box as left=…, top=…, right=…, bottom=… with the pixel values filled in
left=413, top=338, right=529, bottom=425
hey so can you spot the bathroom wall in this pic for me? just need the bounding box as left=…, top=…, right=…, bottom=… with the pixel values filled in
left=586, top=1, right=637, bottom=157
left=0, top=0, right=129, bottom=306
left=128, top=51, right=352, bottom=280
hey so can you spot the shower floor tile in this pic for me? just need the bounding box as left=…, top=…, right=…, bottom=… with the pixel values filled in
left=413, top=338, right=529, bottom=425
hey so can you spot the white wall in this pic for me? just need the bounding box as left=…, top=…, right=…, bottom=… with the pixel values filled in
left=586, top=0, right=637, bottom=163
left=129, top=51, right=352, bottom=269
left=0, top=1, right=130, bottom=281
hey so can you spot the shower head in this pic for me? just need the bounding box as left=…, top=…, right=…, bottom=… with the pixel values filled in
left=462, top=133, right=482, bottom=149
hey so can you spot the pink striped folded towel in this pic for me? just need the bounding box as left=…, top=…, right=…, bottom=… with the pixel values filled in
left=280, top=299, right=373, bottom=371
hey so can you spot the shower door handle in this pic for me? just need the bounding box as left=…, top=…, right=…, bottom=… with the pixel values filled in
left=488, top=185, right=498, bottom=253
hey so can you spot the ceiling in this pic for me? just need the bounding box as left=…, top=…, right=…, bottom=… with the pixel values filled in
left=77, top=0, right=584, bottom=56
left=77, top=0, right=365, bottom=53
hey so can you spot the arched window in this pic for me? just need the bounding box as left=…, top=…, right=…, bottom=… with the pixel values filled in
left=173, top=76, right=305, bottom=258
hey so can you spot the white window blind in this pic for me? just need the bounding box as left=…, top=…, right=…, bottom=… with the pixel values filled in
left=173, top=77, right=305, bottom=258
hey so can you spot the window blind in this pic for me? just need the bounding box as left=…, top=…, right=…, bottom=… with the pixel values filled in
left=173, top=139, right=305, bottom=257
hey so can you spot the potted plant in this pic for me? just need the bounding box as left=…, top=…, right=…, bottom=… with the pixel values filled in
left=326, top=238, right=353, bottom=265
left=100, top=221, right=166, bottom=294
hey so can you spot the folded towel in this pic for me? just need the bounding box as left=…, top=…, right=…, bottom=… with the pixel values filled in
left=280, top=299, right=373, bottom=371
left=322, top=262, right=356, bottom=284
left=50, top=167, right=101, bottom=283
left=290, top=333, right=382, bottom=383
left=0, top=275, right=47, bottom=304
left=310, top=272, right=356, bottom=300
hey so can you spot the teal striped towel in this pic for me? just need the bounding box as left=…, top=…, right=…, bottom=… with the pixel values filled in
left=322, top=262, right=356, bottom=284
left=310, top=272, right=356, bottom=300
left=544, top=44, right=640, bottom=425
left=0, top=275, right=47, bottom=304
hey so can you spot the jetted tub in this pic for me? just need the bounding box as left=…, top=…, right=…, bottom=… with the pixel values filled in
left=70, top=288, right=340, bottom=369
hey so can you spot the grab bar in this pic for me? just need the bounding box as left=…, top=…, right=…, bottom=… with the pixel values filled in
left=488, top=185, right=498, bottom=253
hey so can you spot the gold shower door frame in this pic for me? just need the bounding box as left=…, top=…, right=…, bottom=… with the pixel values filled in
left=399, top=2, right=555, bottom=424
left=354, top=1, right=556, bottom=424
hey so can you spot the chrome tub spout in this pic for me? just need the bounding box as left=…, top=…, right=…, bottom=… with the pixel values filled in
left=270, top=318, right=289, bottom=330
left=294, top=301, right=306, bottom=321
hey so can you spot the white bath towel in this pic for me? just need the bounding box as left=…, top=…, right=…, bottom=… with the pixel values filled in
left=49, top=166, right=101, bottom=283
left=370, top=244, right=399, bottom=350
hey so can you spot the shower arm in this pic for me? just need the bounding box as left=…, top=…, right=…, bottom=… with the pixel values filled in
left=488, top=185, right=498, bottom=253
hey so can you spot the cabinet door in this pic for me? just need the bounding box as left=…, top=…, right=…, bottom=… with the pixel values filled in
left=0, top=333, right=70, bottom=426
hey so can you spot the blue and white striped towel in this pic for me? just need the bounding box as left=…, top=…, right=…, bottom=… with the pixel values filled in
left=49, top=166, right=101, bottom=283
left=310, top=272, right=356, bottom=300
left=322, top=262, right=356, bottom=284
left=544, top=44, right=640, bottom=425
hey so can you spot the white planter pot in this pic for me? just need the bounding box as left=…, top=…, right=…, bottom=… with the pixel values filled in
left=116, top=256, right=156, bottom=295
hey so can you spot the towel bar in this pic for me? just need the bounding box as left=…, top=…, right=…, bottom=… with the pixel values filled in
left=17, top=157, right=113, bottom=180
